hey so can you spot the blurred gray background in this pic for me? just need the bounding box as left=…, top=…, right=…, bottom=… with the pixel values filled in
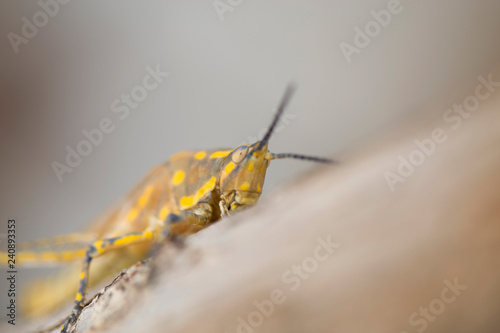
left=1, top=0, right=500, bottom=317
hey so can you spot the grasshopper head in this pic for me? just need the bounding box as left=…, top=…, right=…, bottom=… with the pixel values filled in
left=218, top=85, right=334, bottom=217
left=219, top=142, right=270, bottom=216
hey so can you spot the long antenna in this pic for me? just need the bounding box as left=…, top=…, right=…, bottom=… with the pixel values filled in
left=267, top=153, right=334, bottom=164
left=255, top=84, right=336, bottom=165
left=255, top=84, right=297, bottom=151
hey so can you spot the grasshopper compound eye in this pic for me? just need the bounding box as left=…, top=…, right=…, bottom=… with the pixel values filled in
left=231, top=145, right=249, bottom=164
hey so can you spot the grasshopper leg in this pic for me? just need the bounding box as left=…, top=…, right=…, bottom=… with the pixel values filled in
left=60, top=228, right=159, bottom=333
left=167, top=211, right=207, bottom=236
left=61, top=209, right=210, bottom=332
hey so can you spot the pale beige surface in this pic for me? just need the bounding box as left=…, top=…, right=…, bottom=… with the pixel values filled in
left=12, top=69, right=499, bottom=333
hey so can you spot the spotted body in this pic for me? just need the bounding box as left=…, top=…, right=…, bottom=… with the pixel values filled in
left=0, top=85, right=332, bottom=332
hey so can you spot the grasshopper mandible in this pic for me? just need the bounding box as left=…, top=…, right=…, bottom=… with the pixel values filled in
left=3, top=85, right=333, bottom=332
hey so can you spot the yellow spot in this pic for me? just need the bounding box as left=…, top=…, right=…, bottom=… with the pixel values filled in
left=178, top=177, right=216, bottom=210
left=94, top=240, right=104, bottom=254
left=260, top=165, right=265, bottom=173
left=257, top=183, right=262, bottom=192
left=210, top=150, right=232, bottom=159
left=138, top=185, right=154, bottom=208
left=240, top=182, right=250, bottom=191
left=80, top=272, right=85, bottom=280
left=248, top=163, right=254, bottom=172
left=172, top=170, right=185, bottom=186
left=61, top=251, right=74, bottom=261
left=225, top=162, right=236, bottom=175
left=195, top=177, right=217, bottom=200
left=159, top=206, right=170, bottom=220
left=114, top=234, right=142, bottom=247
left=127, top=208, right=139, bottom=222
left=194, top=151, right=206, bottom=160
left=180, top=196, right=194, bottom=209
left=75, top=292, right=83, bottom=302
left=144, top=231, right=153, bottom=240
left=41, top=252, right=58, bottom=261
left=19, top=252, right=37, bottom=262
